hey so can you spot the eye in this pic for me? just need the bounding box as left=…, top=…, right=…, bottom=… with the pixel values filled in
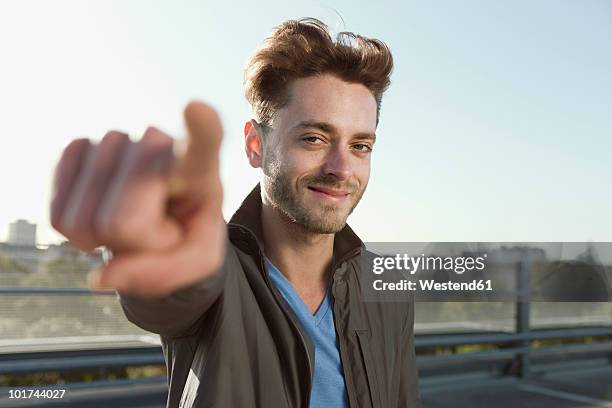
left=302, top=135, right=324, bottom=145
left=352, top=143, right=373, bottom=153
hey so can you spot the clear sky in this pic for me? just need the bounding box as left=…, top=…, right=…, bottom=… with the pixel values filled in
left=0, top=0, right=610, bottom=245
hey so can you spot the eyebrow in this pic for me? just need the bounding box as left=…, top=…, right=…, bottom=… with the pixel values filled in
left=291, top=120, right=376, bottom=142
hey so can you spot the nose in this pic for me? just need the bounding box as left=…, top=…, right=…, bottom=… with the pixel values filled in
left=322, top=145, right=352, bottom=181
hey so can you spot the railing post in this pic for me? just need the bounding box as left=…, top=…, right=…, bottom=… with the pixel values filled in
left=515, top=258, right=531, bottom=378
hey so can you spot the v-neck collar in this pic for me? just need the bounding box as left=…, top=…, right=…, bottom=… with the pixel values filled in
left=265, top=258, right=332, bottom=325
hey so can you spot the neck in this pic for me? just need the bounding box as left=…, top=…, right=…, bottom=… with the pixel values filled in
left=261, top=202, right=334, bottom=291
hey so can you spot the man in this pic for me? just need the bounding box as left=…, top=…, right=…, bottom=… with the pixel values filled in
left=50, top=18, right=420, bottom=408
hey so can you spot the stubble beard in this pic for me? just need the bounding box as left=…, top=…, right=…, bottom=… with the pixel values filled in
left=262, top=155, right=365, bottom=234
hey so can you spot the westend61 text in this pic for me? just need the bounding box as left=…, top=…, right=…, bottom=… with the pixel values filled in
left=373, top=279, right=493, bottom=291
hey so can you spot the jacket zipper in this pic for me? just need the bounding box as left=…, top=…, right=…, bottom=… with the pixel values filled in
left=231, top=224, right=314, bottom=408
left=330, top=247, right=363, bottom=408
left=258, top=253, right=314, bottom=408
left=231, top=224, right=363, bottom=408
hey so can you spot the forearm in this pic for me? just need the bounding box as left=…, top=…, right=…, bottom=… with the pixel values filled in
left=116, top=237, right=234, bottom=338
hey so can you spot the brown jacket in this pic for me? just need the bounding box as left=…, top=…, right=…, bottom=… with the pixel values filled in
left=118, top=184, right=420, bottom=407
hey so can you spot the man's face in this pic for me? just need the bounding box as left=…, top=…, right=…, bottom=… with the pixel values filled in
left=258, top=74, right=377, bottom=234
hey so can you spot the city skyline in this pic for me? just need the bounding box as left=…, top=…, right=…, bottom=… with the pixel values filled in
left=3, top=218, right=612, bottom=264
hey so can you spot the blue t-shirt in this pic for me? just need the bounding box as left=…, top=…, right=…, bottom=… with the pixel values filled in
left=266, top=258, right=349, bottom=408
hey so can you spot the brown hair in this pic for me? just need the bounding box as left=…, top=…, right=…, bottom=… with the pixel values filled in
left=244, top=18, right=393, bottom=128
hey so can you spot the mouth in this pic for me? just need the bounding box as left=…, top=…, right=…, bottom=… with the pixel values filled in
left=307, top=185, right=350, bottom=201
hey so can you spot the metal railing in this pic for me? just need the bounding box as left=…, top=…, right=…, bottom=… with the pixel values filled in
left=1, top=286, right=611, bottom=386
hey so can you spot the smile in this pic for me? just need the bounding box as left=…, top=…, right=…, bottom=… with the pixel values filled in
left=307, top=186, right=350, bottom=201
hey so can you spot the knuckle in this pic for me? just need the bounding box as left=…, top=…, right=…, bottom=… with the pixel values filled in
left=56, top=139, right=91, bottom=172
left=143, top=126, right=161, bottom=136
left=142, top=126, right=168, bottom=141
left=101, top=130, right=129, bottom=146
left=141, top=127, right=173, bottom=149
left=63, top=138, right=91, bottom=155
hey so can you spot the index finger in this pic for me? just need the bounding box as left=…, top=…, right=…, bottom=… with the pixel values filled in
left=168, top=101, right=223, bottom=199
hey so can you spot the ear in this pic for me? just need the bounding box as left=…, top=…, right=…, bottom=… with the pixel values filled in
left=244, top=119, right=263, bottom=168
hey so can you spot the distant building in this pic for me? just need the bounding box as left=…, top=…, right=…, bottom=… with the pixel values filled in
left=7, top=219, right=37, bottom=247
left=41, top=242, right=104, bottom=271
left=1, top=219, right=103, bottom=274
left=0, top=243, right=43, bottom=271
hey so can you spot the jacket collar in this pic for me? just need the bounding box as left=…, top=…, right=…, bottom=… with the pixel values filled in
left=228, top=183, right=364, bottom=265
